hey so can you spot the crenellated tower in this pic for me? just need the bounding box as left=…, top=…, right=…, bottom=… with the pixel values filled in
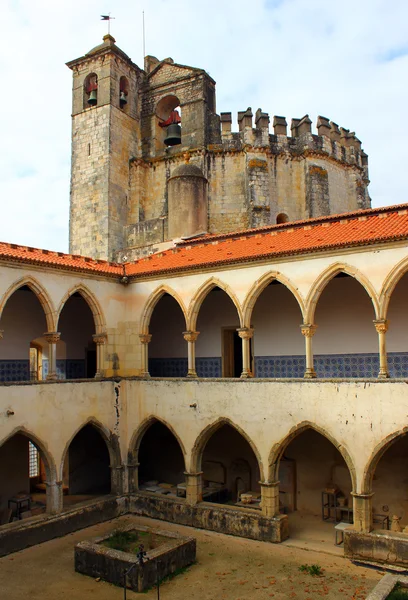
left=67, top=37, right=370, bottom=262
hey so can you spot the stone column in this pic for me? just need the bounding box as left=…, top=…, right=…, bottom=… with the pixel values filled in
left=373, top=319, right=390, bottom=379
left=300, top=324, right=318, bottom=378
left=352, top=492, right=374, bottom=532
left=110, top=464, right=125, bottom=495
left=92, top=333, right=107, bottom=378
left=237, top=327, right=254, bottom=378
left=185, top=471, right=203, bottom=505
left=127, top=462, right=140, bottom=493
left=45, top=480, right=63, bottom=514
left=260, top=481, right=280, bottom=517
left=183, top=331, right=200, bottom=377
left=139, top=334, right=152, bottom=377
left=43, top=332, right=61, bottom=381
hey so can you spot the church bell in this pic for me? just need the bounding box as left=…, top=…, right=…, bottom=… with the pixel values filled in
left=87, top=90, right=97, bottom=106
left=164, top=123, right=181, bottom=146
left=120, top=91, right=127, bottom=107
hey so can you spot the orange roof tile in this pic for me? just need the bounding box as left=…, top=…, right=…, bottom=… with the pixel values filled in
left=0, top=204, right=408, bottom=279
left=125, top=204, right=408, bottom=278
left=0, top=242, right=122, bottom=276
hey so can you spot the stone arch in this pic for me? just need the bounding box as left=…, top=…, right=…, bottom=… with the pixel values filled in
left=242, top=271, right=305, bottom=328
left=267, top=421, right=357, bottom=491
left=128, top=415, right=187, bottom=466
left=379, top=256, right=408, bottom=319
left=190, top=417, right=264, bottom=480
left=187, top=278, right=243, bottom=332
left=0, top=276, right=56, bottom=332
left=361, top=427, right=408, bottom=494
left=56, top=284, right=105, bottom=334
left=59, top=417, right=121, bottom=481
left=0, top=425, right=57, bottom=483
left=305, top=262, right=380, bottom=324
left=140, top=285, right=188, bottom=335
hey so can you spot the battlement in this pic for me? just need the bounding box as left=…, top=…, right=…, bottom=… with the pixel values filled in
left=220, top=108, right=368, bottom=174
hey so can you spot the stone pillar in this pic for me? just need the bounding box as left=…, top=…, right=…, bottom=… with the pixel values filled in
left=373, top=319, right=390, bottom=379
left=110, top=464, right=124, bottom=495
left=260, top=481, right=280, bottom=517
left=300, top=324, right=318, bottom=378
left=127, top=462, right=140, bottom=493
left=92, top=332, right=107, bottom=378
left=45, top=480, right=63, bottom=514
left=352, top=492, right=374, bottom=532
left=237, top=327, right=254, bottom=378
left=139, top=334, right=152, bottom=377
left=183, top=331, right=200, bottom=377
left=43, top=332, right=61, bottom=381
left=185, top=471, right=203, bottom=505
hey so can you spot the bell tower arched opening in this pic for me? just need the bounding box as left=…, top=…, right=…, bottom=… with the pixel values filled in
left=155, top=95, right=181, bottom=150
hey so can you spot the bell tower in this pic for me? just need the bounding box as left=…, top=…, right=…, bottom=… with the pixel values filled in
left=66, top=35, right=143, bottom=260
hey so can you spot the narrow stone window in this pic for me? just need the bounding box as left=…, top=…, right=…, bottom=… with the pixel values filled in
left=276, top=213, right=289, bottom=224
left=119, top=76, right=129, bottom=110
left=84, top=73, right=98, bottom=109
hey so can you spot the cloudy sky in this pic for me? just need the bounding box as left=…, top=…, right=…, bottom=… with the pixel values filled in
left=1, top=0, right=407, bottom=253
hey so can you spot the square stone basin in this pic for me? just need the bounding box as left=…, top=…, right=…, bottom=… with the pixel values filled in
left=75, top=523, right=196, bottom=592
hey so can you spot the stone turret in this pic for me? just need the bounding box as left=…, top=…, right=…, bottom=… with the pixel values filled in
left=67, top=37, right=370, bottom=263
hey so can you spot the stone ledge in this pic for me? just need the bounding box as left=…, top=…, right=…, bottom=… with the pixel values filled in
left=366, top=574, right=408, bottom=599
left=345, top=529, right=408, bottom=569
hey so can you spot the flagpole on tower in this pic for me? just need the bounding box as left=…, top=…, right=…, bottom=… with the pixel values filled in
left=142, top=10, right=146, bottom=58
left=101, top=13, right=115, bottom=35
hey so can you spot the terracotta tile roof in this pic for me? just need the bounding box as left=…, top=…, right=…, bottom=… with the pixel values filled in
left=125, top=204, right=408, bottom=278
left=1, top=203, right=408, bottom=279
left=0, top=242, right=122, bottom=277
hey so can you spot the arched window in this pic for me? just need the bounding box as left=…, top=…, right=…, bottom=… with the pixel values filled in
left=84, top=73, right=98, bottom=108
left=156, top=95, right=181, bottom=148
left=119, top=76, right=129, bottom=110
left=276, top=213, right=289, bottom=224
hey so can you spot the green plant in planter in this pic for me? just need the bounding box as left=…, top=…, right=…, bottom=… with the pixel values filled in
left=387, top=583, right=408, bottom=600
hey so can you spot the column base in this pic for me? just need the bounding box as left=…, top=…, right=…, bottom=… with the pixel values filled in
left=303, top=368, right=317, bottom=379
left=240, top=370, right=252, bottom=379
left=377, top=369, right=390, bottom=379
left=140, top=371, right=151, bottom=378
left=186, top=370, right=198, bottom=378
left=46, top=373, right=58, bottom=381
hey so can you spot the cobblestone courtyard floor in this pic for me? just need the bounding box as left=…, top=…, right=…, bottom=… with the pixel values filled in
left=0, top=515, right=384, bottom=599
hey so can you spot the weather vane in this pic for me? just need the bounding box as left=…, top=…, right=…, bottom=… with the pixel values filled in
left=101, top=13, right=115, bottom=35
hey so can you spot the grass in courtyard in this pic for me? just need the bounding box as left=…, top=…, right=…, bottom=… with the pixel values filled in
left=299, top=563, right=323, bottom=576
left=387, top=584, right=408, bottom=599
left=101, top=529, right=172, bottom=553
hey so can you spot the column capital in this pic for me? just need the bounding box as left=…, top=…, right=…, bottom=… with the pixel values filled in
left=237, top=327, right=254, bottom=340
left=260, top=480, right=280, bottom=488
left=183, top=330, right=200, bottom=343
left=43, top=331, right=61, bottom=344
left=139, top=333, right=152, bottom=344
left=184, top=471, right=203, bottom=478
left=300, top=323, right=318, bottom=338
left=44, top=480, right=63, bottom=489
left=350, top=491, right=374, bottom=499
left=373, top=319, right=389, bottom=334
left=93, top=332, right=107, bottom=345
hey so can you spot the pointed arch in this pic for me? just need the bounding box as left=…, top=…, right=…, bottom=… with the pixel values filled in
left=128, top=415, right=187, bottom=466
left=140, top=285, right=188, bottom=335
left=59, top=417, right=121, bottom=480
left=379, top=256, right=408, bottom=319
left=242, top=271, right=306, bottom=327
left=56, top=284, right=105, bottom=334
left=267, top=420, right=356, bottom=490
left=0, top=276, right=56, bottom=332
left=361, top=427, right=408, bottom=493
left=187, top=278, right=243, bottom=331
left=190, top=417, right=264, bottom=480
left=0, top=425, right=57, bottom=482
left=305, top=262, right=380, bottom=324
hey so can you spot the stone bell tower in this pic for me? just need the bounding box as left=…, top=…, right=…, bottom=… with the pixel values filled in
left=66, top=35, right=143, bottom=260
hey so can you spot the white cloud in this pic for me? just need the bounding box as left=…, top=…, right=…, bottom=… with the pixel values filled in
left=1, top=0, right=407, bottom=252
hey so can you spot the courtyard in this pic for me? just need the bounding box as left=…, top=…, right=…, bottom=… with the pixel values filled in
left=0, top=514, right=383, bottom=599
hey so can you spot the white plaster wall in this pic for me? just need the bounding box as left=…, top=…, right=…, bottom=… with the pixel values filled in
left=149, top=295, right=187, bottom=358
left=0, top=289, right=47, bottom=359
left=252, top=283, right=304, bottom=356
left=196, top=289, right=240, bottom=357
left=386, top=273, right=408, bottom=352
left=57, top=295, right=95, bottom=359
left=313, top=276, right=378, bottom=354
